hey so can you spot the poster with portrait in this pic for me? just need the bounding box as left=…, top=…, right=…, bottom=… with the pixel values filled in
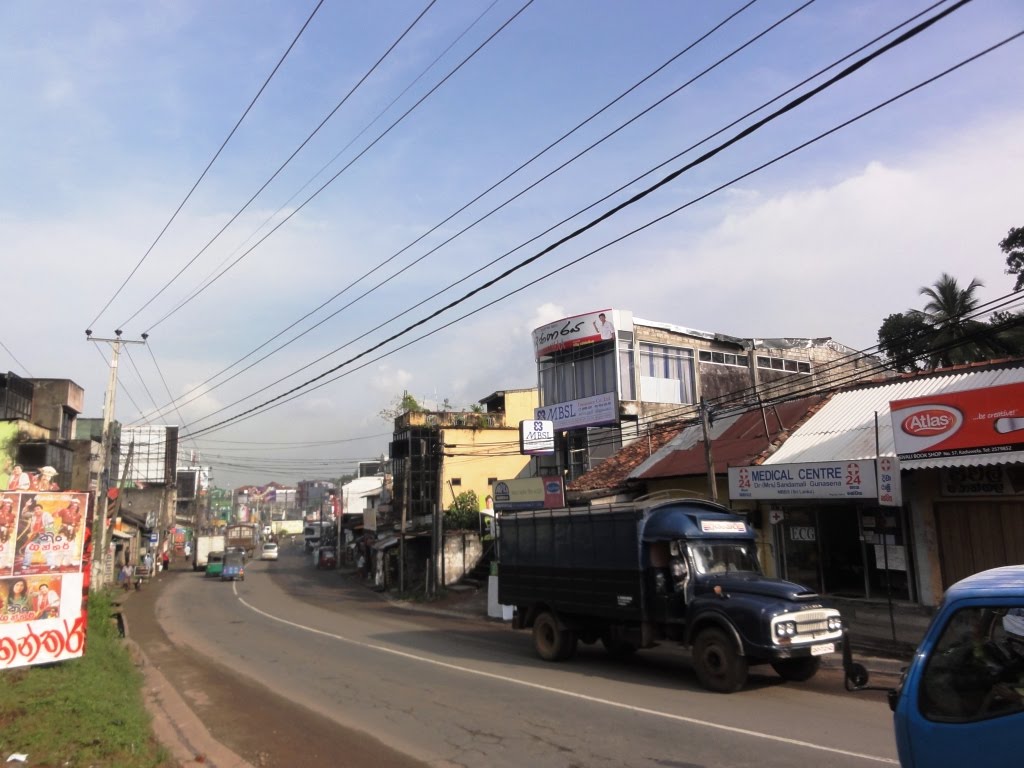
left=1, top=491, right=89, bottom=669
left=0, top=493, right=18, bottom=574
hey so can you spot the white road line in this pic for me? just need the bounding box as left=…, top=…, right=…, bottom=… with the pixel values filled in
left=234, top=585, right=897, bottom=765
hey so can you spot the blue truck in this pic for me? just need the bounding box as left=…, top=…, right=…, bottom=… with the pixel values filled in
left=885, top=565, right=1024, bottom=767
left=497, top=498, right=844, bottom=693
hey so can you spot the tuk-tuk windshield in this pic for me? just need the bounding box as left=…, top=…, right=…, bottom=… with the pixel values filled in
left=688, top=541, right=761, bottom=575
left=208, top=551, right=225, bottom=564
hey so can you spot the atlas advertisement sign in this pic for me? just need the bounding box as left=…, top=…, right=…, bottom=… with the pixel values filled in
left=1, top=491, right=91, bottom=670
left=890, top=382, right=1024, bottom=460
left=532, top=309, right=632, bottom=359
left=729, top=461, right=878, bottom=501
left=492, top=477, right=565, bottom=512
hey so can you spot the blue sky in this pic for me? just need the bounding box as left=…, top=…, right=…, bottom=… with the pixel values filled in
left=2, top=0, right=1022, bottom=489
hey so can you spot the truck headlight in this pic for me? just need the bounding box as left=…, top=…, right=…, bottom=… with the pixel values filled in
left=775, top=621, right=796, bottom=637
left=827, top=616, right=842, bottom=632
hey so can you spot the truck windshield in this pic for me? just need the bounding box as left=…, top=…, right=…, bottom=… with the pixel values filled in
left=688, top=541, right=760, bottom=575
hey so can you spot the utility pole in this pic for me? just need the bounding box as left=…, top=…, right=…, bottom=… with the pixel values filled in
left=700, top=397, right=719, bottom=503
left=86, top=329, right=146, bottom=590
left=400, top=429, right=411, bottom=594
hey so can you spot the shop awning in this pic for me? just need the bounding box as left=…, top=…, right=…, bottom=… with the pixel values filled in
left=111, top=530, right=133, bottom=539
left=763, top=365, right=1024, bottom=471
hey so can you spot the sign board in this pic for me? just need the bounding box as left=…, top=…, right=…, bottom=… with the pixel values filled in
left=890, top=382, right=1024, bottom=460
left=532, top=309, right=632, bottom=359
left=492, top=477, right=565, bottom=512
left=728, top=461, right=878, bottom=501
left=519, top=420, right=555, bottom=455
left=1, top=492, right=91, bottom=670
left=876, top=456, right=903, bottom=507
left=940, top=465, right=1024, bottom=496
left=535, top=392, right=617, bottom=431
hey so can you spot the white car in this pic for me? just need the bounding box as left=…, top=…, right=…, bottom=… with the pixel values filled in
left=260, top=542, right=279, bottom=561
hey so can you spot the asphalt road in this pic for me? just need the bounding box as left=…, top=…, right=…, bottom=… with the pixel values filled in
left=122, top=544, right=902, bottom=768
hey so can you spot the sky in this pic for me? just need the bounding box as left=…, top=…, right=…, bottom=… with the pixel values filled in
left=2, top=0, right=1022, bottom=490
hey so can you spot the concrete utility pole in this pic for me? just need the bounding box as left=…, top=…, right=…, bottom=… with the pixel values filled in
left=85, top=329, right=146, bottom=590
left=700, top=397, right=719, bottom=503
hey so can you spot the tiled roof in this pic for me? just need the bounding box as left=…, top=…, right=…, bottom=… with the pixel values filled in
left=568, top=423, right=683, bottom=493
left=634, top=395, right=829, bottom=479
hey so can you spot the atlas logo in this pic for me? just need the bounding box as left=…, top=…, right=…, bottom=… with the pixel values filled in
left=900, top=407, right=960, bottom=437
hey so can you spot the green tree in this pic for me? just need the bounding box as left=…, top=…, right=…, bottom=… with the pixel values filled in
left=877, top=311, right=931, bottom=372
left=444, top=490, right=480, bottom=531
left=917, top=273, right=1000, bottom=368
left=378, top=390, right=425, bottom=422
left=1001, top=226, right=1024, bottom=291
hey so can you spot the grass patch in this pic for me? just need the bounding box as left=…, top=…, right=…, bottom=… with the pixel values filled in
left=0, top=590, right=172, bottom=767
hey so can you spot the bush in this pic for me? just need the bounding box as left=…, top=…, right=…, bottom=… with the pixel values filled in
left=444, top=490, right=480, bottom=531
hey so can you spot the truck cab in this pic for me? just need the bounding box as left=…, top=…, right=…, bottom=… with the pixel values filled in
left=889, top=565, right=1024, bottom=767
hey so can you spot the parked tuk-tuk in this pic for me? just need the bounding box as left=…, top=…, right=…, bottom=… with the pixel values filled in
left=316, top=546, right=337, bottom=570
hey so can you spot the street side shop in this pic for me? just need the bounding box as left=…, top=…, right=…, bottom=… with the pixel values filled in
left=730, top=363, right=1024, bottom=609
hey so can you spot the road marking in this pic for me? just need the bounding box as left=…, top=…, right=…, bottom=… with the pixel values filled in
left=234, top=586, right=896, bottom=764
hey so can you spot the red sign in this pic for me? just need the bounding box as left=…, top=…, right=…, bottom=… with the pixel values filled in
left=890, top=382, right=1024, bottom=460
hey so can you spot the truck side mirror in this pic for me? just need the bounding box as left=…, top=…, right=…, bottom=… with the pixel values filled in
left=887, top=688, right=899, bottom=712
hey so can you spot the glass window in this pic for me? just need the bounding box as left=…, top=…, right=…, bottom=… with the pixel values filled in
left=619, top=342, right=636, bottom=400
left=638, top=343, right=694, bottom=404
left=920, top=607, right=1024, bottom=722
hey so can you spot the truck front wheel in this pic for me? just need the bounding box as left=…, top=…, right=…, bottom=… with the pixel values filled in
left=533, top=611, right=577, bottom=661
left=692, top=628, right=747, bottom=693
left=770, top=656, right=821, bottom=682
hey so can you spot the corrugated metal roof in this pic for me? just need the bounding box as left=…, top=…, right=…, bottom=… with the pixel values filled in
left=764, top=365, right=1024, bottom=469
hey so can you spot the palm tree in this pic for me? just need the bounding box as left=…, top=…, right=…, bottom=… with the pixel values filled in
left=917, top=273, right=998, bottom=368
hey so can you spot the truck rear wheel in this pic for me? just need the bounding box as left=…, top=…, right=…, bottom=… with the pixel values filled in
left=533, top=611, right=577, bottom=661
left=693, top=628, right=747, bottom=693
left=770, top=656, right=821, bottom=682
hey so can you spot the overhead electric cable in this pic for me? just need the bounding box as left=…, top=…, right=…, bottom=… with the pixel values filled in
left=136, top=0, right=952, bottom=423
left=139, top=0, right=536, bottom=333
left=0, top=339, right=33, bottom=377
left=179, top=3, right=993, bottom=438
left=120, top=0, right=441, bottom=328
left=135, top=0, right=781, bottom=416
left=88, top=0, right=326, bottom=330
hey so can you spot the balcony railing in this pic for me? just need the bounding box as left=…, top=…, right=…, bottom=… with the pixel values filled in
left=394, top=410, right=506, bottom=430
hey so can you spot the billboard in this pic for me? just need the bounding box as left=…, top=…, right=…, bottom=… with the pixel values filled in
left=492, top=477, right=565, bottom=511
left=532, top=309, right=632, bottom=358
left=534, top=392, right=617, bottom=430
left=728, top=461, right=878, bottom=501
left=890, top=382, right=1024, bottom=460
left=1, top=491, right=90, bottom=669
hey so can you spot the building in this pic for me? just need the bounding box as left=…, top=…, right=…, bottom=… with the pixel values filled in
left=531, top=309, right=875, bottom=482
left=0, top=374, right=84, bottom=490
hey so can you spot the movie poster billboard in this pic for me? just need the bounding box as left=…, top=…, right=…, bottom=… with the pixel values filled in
left=1, top=491, right=90, bottom=670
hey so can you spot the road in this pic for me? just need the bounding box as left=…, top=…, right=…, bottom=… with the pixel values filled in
left=124, top=543, right=901, bottom=768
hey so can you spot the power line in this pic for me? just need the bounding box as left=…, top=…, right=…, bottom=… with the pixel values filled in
left=133, top=0, right=793, bottom=420
left=137, top=0, right=537, bottom=334
left=135, top=0, right=960, bottom=427
left=87, top=0, right=327, bottom=330
left=119, top=0, right=441, bottom=329
left=181, top=7, right=1001, bottom=439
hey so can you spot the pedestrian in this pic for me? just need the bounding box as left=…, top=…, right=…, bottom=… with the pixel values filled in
left=161, top=551, right=170, bottom=572
left=119, top=563, right=133, bottom=592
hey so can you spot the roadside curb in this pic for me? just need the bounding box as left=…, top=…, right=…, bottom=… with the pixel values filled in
left=119, top=590, right=255, bottom=768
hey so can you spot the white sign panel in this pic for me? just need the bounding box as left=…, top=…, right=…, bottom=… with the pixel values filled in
left=519, top=420, right=555, bottom=455
left=728, top=461, right=878, bottom=500
left=876, top=456, right=902, bottom=507
left=534, top=392, right=617, bottom=430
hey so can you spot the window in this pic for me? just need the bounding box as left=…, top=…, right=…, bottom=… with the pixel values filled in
left=699, top=350, right=749, bottom=367
left=756, top=355, right=811, bottom=374
left=539, top=346, right=617, bottom=405
left=919, top=606, right=1024, bottom=722
left=450, top=478, right=461, bottom=486
left=638, top=343, right=694, bottom=404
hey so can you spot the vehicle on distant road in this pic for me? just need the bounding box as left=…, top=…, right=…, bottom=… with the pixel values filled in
left=221, top=551, right=245, bottom=581
left=205, top=551, right=225, bottom=578
left=260, top=542, right=278, bottom=561
left=193, top=533, right=226, bottom=571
